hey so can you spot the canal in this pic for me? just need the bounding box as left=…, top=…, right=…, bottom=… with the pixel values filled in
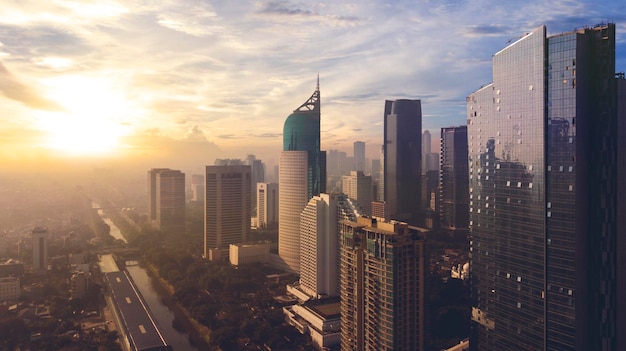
left=94, top=201, right=198, bottom=350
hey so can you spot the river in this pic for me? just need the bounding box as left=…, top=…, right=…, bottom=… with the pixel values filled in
left=127, top=264, right=199, bottom=351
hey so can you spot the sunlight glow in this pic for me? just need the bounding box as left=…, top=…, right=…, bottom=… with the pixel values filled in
left=37, top=74, right=134, bottom=156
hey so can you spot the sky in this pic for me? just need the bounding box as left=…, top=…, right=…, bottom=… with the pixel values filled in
left=0, top=0, right=624, bottom=172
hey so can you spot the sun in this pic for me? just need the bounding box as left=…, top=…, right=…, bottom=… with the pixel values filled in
left=37, top=74, right=133, bottom=156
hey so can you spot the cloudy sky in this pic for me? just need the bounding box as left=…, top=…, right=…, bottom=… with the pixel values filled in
left=0, top=0, right=624, bottom=171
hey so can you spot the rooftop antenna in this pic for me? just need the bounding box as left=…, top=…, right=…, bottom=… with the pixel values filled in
left=317, top=73, right=320, bottom=91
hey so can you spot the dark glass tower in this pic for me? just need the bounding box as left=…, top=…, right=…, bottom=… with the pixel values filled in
left=383, top=99, right=422, bottom=224
left=468, top=23, right=621, bottom=351
left=439, top=126, right=469, bottom=233
left=283, top=81, right=326, bottom=199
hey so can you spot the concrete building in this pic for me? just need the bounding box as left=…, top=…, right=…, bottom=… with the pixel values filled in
left=353, top=141, right=366, bottom=172
left=32, top=227, right=48, bottom=273
left=297, top=193, right=357, bottom=299
left=468, top=23, right=623, bottom=351
left=342, top=171, right=372, bottom=215
left=70, top=271, right=90, bottom=300
left=204, top=165, right=251, bottom=259
left=148, top=168, right=186, bottom=232
left=0, top=277, right=20, bottom=302
left=229, top=242, right=270, bottom=266
left=340, top=217, right=426, bottom=351
left=190, top=174, right=205, bottom=204
left=284, top=297, right=341, bottom=350
left=257, top=182, right=278, bottom=229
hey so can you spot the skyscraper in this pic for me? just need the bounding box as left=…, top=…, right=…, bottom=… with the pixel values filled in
left=257, top=182, right=278, bottom=229
left=279, top=81, right=326, bottom=273
left=439, top=126, right=469, bottom=233
left=342, top=171, right=372, bottom=215
left=340, top=217, right=425, bottom=351
left=353, top=141, right=366, bottom=172
left=32, top=227, right=48, bottom=272
left=204, top=165, right=251, bottom=258
left=148, top=168, right=185, bottom=232
left=383, top=99, right=422, bottom=224
left=468, top=23, right=622, bottom=351
left=299, top=193, right=357, bottom=299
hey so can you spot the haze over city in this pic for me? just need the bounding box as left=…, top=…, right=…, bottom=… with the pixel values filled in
left=0, top=0, right=624, bottom=172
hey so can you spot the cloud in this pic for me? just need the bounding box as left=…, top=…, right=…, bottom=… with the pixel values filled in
left=464, top=24, right=510, bottom=37
left=0, top=61, right=62, bottom=110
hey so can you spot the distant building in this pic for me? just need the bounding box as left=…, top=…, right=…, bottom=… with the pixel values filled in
left=246, top=155, right=265, bottom=213
left=370, top=200, right=389, bottom=220
left=0, top=259, right=24, bottom=278
left=257, top=183, right=278, bottom=229
left=190, top=174, right=205, bottom=204
left=340, top=217, right=426, bottom=351
left=353, top=141, right=365, bottom=172
left=439, top=126, right=468, bottom=233
left=147, top=168, right=186, bottom=232
left=32, top=227, right=48, bottom=273
left=0, top=277, right=20, bottom=302
left=383, top=99, right=422, bottom=224
left=229, top=242, right=270, bottom=266
left=204, top=165, right=251, bottom=259
left=70, top=271, right=90, bottom=299
left=342, top=171, right=372, bottom=215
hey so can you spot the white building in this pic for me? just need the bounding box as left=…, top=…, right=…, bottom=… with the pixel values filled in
left=229, top=242, right=271, bottom=266
left=298, top=193, right=357, bottom=299
left=342, top=170, right=372, bottom=215
left=278, top=150, right=309, bottom=274
left=284, top=297, right=341, bottom=350
left=0, top=277, right=21, bottom=302
left=257, top=183, right=278, bottom=229
left=204, top=165, right=251, bottom=259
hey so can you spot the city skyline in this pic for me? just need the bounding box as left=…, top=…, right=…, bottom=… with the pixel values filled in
left=1, top=1, right=624, bottom=171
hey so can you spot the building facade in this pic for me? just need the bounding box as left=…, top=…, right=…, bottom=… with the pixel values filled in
left=353, top=141, right=366, bottom=172
left=279, top=81, right=326, bottom=273
left=257, top=182, right=278, bottom=229
left=340, top=217, right=425, bottom=351
left=147, top=168, right=185, bottom=232
left=342, top=171, right=372, bottom=215
left=468, top=23, right=622, bottom=351
left=383, top=99, right=422, bottom=224
left=204, top=165, right=251, bottom=258
left=439, top=126, right=469, bottom=233
left=299, top=193, right=357, bottom=299
left=32, top=227, right=48, bottom=272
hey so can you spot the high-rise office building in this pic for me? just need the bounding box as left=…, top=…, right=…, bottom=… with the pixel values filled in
left=246, top=155, right=265, bottom=213
left=32, top=227, right=48, bottom=272
left=468, top=23, right=622, bottom=351
left=257, top=182, right=278, bottom=229
left=148, top=168, right=186, bottom=232
left=353, top=141, right=366, bottom=172
left=148, top=168, right=169, bottom=221
left=439, top=126, right=469, bottom=233
left=204, top=165, right=251, bottom=258
left=190, top=174, right=205, bottom=204
left=342, top=171, right=372, bottom=215
left=340, top=217, right=425, bottom=351
left=279, top=81, right=326, bottom=273
left=299, top=193, right=357, bottom=299
left=383, top=99, right=422, bottom=224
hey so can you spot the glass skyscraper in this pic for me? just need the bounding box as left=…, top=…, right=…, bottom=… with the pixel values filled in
left=468, top=23, right=621, bottom=351
left=383, top=99, right=422, bottom=224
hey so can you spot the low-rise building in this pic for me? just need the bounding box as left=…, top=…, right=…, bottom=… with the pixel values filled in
left=0, top=277, right=21, bottom=302
left=229, top=242, right=270, bottom=266
left=284, top=297, right=341, bottom=350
